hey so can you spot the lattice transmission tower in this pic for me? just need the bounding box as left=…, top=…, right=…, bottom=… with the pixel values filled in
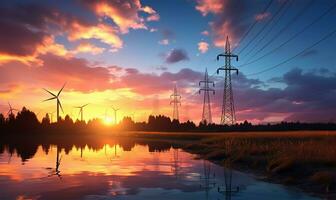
left=199, top=68, right=215, bottom=124
left=216, top=36, right=239, bottom=125
left=170, top=85, right=181, bottom=121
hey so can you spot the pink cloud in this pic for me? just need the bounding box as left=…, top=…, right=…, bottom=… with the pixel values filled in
left=201, top=30, right=209, bottom=36
left=0, top=54, right=112, bottom=93
left=195, top=0, right=225, bottom=16
left=147, top=14, right=160, bottom=22
left=198, top=41, right=209, bottom=53
left=255, top=12, right=270, bottom=21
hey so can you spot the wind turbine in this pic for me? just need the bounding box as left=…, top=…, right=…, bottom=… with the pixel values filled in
left=75, top=103, right=89, bottom=121
left=43, top=83, right=65, bottom=122
left=7, top=102, right=18, bottom=117
left=111, top=106, right=119, bottom=124
left=48, top=111, right=55, bottom=123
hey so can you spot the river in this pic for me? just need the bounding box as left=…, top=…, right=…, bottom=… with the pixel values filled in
left=0, top=139, right=319, bottom=200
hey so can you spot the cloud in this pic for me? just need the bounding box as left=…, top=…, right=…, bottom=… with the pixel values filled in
left=68, top=22, right=123, bottom=52
left=195, top=0, right=224, bottom=16
left=300, top=49, right=318, bottom=58
left=158, top=29, right=175, bottom=45
left=198, top=41, right=209, bottom=53
left=0, top=1, right=159, bottom=64
left=0, top=54, right=113, bottom=93
left=210, top=68, right=336, bottom=123
left=84, top=0, right=158, bottom=33
left=255, top=12, right=270, bottom=21
left=147, top=14, right=160, bottom=22
left=195, top=0, right=253, bottom=47
left=201, top=30, right=209, bottom=36
left=114, top=68, right=203, bottom=95
left=164, top=49, right=189, bottom=64
left=0, top=84, right=22, bottom=99
left=158, top=39, right=169, bottom=45
left=73, top=42, right=105, bottom=55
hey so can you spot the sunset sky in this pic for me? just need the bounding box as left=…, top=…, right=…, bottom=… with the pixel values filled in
left=0, top=0, right=335, bottom=123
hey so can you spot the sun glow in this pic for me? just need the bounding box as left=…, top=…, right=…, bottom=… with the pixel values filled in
left=103, top=117, right=113, bottom=125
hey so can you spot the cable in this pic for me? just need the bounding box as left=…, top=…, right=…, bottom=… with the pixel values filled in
left=233, top=0, right=275, bottom=52
left=246, top=27, right=336, bottom=76
left=238, top=2, right=336, bottom=68
left=243, top=0, right=295, bottom=59
left=243, top=0, right=315, bottom=64
left=238, top=0, right=290, bottom=55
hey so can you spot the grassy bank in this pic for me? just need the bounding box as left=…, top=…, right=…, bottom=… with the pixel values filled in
left=173, top=131, right=336, bottom=198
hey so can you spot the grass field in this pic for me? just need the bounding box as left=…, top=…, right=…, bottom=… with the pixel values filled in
left=176, top=131, right=336, bottom=196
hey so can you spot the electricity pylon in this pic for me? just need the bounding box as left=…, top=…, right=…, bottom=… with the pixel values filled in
left=216, top=36, right=239, bottom=125
left=170, top=85, right=181, bottom=121
left=199, top=68, right=215, bottom=124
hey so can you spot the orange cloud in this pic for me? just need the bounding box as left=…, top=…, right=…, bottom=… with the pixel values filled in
left=73, top=42, right=105, bottom=55
left=91, top=1, right=148, bottom=33
left=68, top=22, right=123, bottom=51
left=198, top=41, right=209, bottom=53
left=0, top=36, right=68, bottom=66
left=0, top=84, right=22, bottom=99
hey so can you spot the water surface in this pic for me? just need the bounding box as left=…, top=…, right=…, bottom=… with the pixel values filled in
left=0, top=139, right=319, bottom=200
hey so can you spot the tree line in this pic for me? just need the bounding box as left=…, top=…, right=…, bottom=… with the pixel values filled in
left=1, top=107, right=336, bottom=134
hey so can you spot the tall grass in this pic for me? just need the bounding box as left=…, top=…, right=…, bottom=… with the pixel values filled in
left=185, top=131, right=336, bottom=194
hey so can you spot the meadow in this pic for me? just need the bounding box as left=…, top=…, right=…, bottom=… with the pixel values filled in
left=179, top=131, right=336, bottom=197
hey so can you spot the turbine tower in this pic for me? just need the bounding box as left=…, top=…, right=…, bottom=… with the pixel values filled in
left=216, top=36, right=239, bottom=125
left=199, top=68, right=215, bottom=124
left=170, top=85, right=181, bottom=121
left=75, top=104, right=89, bottom=121
left=48, top=112, right=55, bottom=123
left=43, top=83, right=65, bottom=122
left=111, top=106, right=119, bottom=124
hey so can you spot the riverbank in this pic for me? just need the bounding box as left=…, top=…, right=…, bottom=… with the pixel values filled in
left=173, top=131, right=336, bottom=199
left=117, top=131, right=336, bottom=198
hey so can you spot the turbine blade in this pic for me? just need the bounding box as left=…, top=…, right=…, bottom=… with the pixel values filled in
left=58, top=99, right=64, bottom=113
left=8, top=102, right=12, bottom=109
left=43, top=88, right=56, bottom=97
left=43, top=97, right=56, bottom=102
left=83, top=103, right=89, bottom=107
left=57, top=83, right=66, bottom=97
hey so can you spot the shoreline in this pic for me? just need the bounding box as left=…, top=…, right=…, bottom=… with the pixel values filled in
left=1, top=130, right=335, bottom=198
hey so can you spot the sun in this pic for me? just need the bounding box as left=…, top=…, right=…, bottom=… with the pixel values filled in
left=103, top=117, right=113, bottom=125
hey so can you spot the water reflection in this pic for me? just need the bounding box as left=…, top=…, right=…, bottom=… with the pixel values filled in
left=200, top=160, right=216, bottom=199
left=45, top=146, right=62, bottom=179
left=218, top=161, right=240, bottom=200
left=0, top=137, right=319, bottom=200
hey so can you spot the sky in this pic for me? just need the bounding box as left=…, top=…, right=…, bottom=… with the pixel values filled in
left=0, top=0, right=336, bottom=124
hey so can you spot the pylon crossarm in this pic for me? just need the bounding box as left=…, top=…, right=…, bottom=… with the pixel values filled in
left=217, top=67, right=225, bottom=74
left=216, top=54, right=225, bottom=60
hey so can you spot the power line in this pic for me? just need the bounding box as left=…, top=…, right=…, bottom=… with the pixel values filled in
left=238, top=0, right=290, bottom=55
left=238, top=2, right=336, bottom=68
left=243, top=0, right=295, bottom=59
left=233, top=0, right=275, bottom=52
left=243, top=0, right=315, bottom=64
left=246, top=27, right=336, bottom=76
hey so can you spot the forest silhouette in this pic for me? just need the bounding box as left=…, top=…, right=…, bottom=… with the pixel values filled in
left=1, top=107, right=335, bottom=135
